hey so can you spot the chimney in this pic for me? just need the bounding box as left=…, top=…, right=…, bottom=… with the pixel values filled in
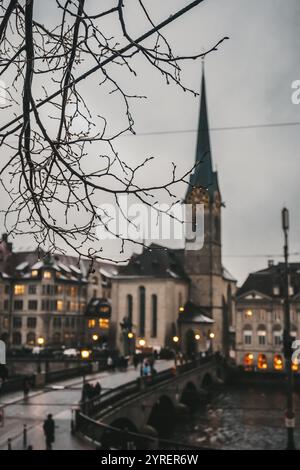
left=268, top=259, right=274, bottom=267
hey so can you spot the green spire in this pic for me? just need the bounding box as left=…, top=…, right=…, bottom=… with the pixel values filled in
left=187, top=62, right=217, bottom=199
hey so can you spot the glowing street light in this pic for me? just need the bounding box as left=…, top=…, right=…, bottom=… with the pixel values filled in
left=173, top=336, right=179, bottom=343
left=195, top=334, right=201, bottom=341
left=128, top=332, right=134, bottom=339
left=37, top=337, right=44, bottom=346
left=81, top=349, right=90, bottom=360
left=209, top=332, right=215, bottom=339
left=138, top=338, right=146, bottom=347
left=92, top=334, right=99, bottom=342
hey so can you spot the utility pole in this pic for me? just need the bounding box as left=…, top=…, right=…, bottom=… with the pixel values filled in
left=282, top=207, right=295, bottom=450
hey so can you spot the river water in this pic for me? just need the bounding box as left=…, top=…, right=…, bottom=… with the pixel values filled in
left=173, top=385, right=300, bottom=450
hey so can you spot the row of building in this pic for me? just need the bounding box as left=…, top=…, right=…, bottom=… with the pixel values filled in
left=0, top=67, right=298, bottom=372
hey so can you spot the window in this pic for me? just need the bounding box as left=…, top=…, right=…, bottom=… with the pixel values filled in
left=244, top=332, right=252, bottom=345
left=14, top=284, right=25, bottom=295
left=274, top=334, right=282, bottom=346
left=243, top=325, right=252, bottom=345
left=14, top=300, right=23, bottom=310
left=4, top=285, right=10, bottom=294
left=57, top=300, right=64, bottom=312
left=28, top=300, right=38, bottom=310
left=273, top=286, right=280, bottom=296
left=257, top=353, right=268, bottom=370
left=28, top=285, right=37, bottom=295
left=99, top=318, right=109, bottom=329
left=43, top=271, right=52, bottom=279
left=274, top=354, right=283, bottom=370
left=3, top=299, right=9, bottom=311
left=13, top=316, right=22, bottom=328
left=257, top=325, right=266, bottom=346
left=139, top=286, right=146, bottom=336
left=12, top=332, right=22, bottom=345
left=151, top=294, right=157, bottom=338
left=258, top=332, right=266, bottom=345
left=70, top=286, right=77, bottom=297
left=127, top=294, right=133, bottom=327
left=31, top=270, right=38, bottom=277
left=41, top=299, right=56, bottom=311
left=88, top=319, right=96, bottom=328
left=27, top=317, right=37, bottom=328
left=92, top=276, right=98, bottom=285
left=57, top=285, right=64, bottom=295
left=53, top=317, right=62, bottom=328
left=244, top=309, right=253, bottom=319
left=243, top=353, right=254, bottom=369
left=26, top=332, right=36, bottom=346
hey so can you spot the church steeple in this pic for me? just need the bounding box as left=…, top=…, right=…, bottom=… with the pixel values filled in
left=186, top=63, right=219, bottom=201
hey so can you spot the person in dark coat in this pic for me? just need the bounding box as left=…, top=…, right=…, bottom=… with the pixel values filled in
left=43, top=414, right=55, bottom=450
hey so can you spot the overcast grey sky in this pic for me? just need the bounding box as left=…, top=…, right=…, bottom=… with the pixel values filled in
left=2, top=0, right=300, bottom=285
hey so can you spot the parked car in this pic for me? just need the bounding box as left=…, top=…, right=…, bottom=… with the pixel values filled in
left=63, top=348, right=79, bottom=358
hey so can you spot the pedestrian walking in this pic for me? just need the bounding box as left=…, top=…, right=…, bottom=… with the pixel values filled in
left=43, top=414, right=55, bottom=450
left=23, top=377, right=30, bottom=399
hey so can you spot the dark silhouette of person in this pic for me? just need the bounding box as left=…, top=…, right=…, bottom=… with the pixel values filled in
left=43, top=414, right=55, bottom=450
left=94, top=382, right=101, bottom=396
left=23, top=377, right=30, bottom=399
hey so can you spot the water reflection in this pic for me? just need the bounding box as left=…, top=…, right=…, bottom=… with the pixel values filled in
left=174, top=385, right=300, bottom=450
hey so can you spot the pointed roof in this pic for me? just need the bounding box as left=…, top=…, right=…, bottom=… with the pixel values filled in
left=186, top=63, right=219, bottom=200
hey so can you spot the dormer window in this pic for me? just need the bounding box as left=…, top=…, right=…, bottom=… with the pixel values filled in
left=273, top=286, right=280, bottom=296
left=43, top=271, right=52, bottom=280
left=289, top=286, right=294, bottom=296
left=31, top=270, right=38, bottom=277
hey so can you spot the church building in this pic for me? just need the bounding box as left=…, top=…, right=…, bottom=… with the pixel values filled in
left=110, top=67, right=237, bottom=356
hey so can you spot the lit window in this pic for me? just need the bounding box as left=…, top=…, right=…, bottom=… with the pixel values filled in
left=57, top=300, right=64, bottom=312
left=274, top=354, right=283, bottom=370
left=14, top=285, right=25, bottom=295
left=257, top=353, right=268, bottom=370
left=292, top=361, right=299, bottom=372
left=88, top=319, right=96, bottom=328
left=31, top=270, right=38, bottom=277
left=43, top=271, right=52, bottom=279
left=273, top=286, right=280, bottom=296
left=243, top=353, right=254, bottom=370
left=245, top=309, right=253, bottom=318
left=99, top=318, right=109, bottom=329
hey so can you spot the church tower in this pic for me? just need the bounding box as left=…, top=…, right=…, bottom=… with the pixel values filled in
left=184, top=64, right=223, bottom=318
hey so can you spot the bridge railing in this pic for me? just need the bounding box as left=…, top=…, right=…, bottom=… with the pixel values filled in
left=75, top=410, right=213, bottom=451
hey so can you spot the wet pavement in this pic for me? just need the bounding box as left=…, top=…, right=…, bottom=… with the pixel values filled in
left=0, top=360, right=172, bottom=450
left=173, top=385, right=300, bottom=450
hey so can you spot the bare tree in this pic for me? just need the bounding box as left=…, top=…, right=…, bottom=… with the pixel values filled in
left=0, top=0, right=227, bottom=263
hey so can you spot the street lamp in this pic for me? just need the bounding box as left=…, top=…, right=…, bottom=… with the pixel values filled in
left=195, top=334, right=201, bottom=341
left=37, top=337, right=44, bottom=346
left=172, top=336, right=179, bottom=343
left=81, top=349, right=90, bottom=360
left=281, top=207, right=295, bottom=450
left=92, top=334, right=99, bottom=342
left=138, top=338, right=146, bottom=348
left=128, top=332, right=134, bottom=339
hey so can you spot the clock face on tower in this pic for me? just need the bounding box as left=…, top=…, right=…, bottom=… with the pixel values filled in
left=187, top=186, right=209, bottom=206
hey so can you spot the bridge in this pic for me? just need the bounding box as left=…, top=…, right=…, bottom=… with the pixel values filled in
left=74, top=356, right=225, bottom=450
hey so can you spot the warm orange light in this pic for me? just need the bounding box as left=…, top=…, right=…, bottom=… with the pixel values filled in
left=292, top=362, right=299, bottom=372
left=138, top=339, right=146, bottom=347
left=173, top=336, right=179, bottom=343
left=274, top=354, right=283, bottom=370
left=81, top=349, right=90, bottom=359
left=209, top=332, right=215, bottom=339
left=258, top=353, right=268, bottom=370
left=179, top=307, right=185, bottom=313
left=128, top=332, right=134, bottom=339
left=195, top=334, right=201, bottom=340
left=244, top=353, right=254, bottom=370
left=37, top=337, right=44, bottom=346
left=92, top=334, right=99, bottom=341
left=246, top=309, right=253, bottom=317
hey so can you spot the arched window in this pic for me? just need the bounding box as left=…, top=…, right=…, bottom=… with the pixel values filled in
left=127, top=294, right=133, bottom=327
left=26, top=332, right=36, bottom=346
left=151, top=295, right=157, bottom=338
left=257, top=324, right=266, bottom=346
left=257, top=353, right=268, bottom=369
left=139, top=286, right=146, bottom=336
left=243, top=353, right=254, bottom=369
left=12, top=331, right=22, bottom=345
left=274, top=354, right=283, bottom=370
